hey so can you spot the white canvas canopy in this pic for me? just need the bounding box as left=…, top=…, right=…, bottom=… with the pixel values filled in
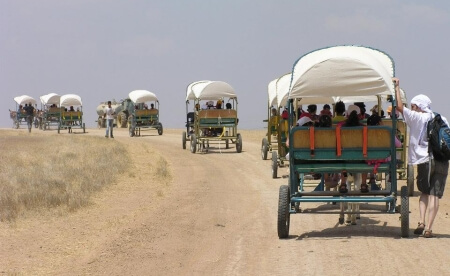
left=189, top=80, right=236, bottom=100
left=40, top=93, right=61, bottom=105
left=186, top=80, right=210, bottom=101
left=60, top=94, right=82, bottom=106
left=289, top=45, right=395, bottom=100
left=276, top=73, right=292, bottom=108
left=267, top=78, right=278, bottom=108
left=14, top=95, right=37, bottom=105
left=129, top=90, right=158, bottom=103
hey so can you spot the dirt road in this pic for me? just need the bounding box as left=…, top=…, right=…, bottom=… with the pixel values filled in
left=1, top=128, right=450, bottom=275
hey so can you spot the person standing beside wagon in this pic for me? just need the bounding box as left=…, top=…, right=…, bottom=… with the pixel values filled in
left=104, top=101, right=115, bottom=138
left=394, top=77, right=449, bottom=238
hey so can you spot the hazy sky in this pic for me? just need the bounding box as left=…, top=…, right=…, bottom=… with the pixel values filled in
left=2, top=0, right=450, bottom=129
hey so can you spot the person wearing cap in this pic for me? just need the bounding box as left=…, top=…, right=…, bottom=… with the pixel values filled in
left=296, top=116, right=313, bottom=127
left=394, top=77, right=449, bottom=238
left=23, top=102, right=35, bottom=133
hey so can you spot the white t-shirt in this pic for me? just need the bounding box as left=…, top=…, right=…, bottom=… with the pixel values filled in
left=403, top=108, right=432, bottom=165
left=403, top=108, right=449, bottom=165
left=104, top=106, right=115, bottom=120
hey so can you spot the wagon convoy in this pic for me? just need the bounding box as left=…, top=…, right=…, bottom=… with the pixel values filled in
left=184, top=80, right=242, bottom=154
left=274, top=45, right=410, bottom=238
left=9, top=45, right=415, bottom=238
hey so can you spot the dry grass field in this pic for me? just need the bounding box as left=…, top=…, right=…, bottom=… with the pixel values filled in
left=0, top=130, right=131, bottom=221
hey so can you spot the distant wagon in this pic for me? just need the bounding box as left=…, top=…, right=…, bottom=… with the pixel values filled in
left=39, top=93, right=62, bottom=130
left=185, top=80, right=242, bottom=153
left=58, top=94, right=85, bottom=134
left=10, top=95, right=37, bottom=129
left=262, top=73, right=291, bottom=178
left=128, top=90, right=163, bottom=137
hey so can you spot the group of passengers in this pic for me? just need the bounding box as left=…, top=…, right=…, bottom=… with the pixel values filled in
left=293, top=101, right=403, bottom=193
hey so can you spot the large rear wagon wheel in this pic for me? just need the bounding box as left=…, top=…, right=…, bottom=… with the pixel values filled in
left=182, top=131, right=187, bottom=149
left=261, top=138, right=269, bottom=160
left=190, top=134, right=197, bottom=153
left=236, top=133, right=242, bottom=153
left=158, top=124, right=163, bottom=135
left=118, top=112, right=127, bottom=128
left=277, top=185, right=290, bottom=239
left=272, top=151, right=278, bottom=179
left=401, top=185, right=410, bottom=238
left=407, top=165, right=414, bottom=196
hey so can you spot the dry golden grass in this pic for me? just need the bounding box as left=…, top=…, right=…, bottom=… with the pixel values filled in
left=0, top=130, right=130, bottom=221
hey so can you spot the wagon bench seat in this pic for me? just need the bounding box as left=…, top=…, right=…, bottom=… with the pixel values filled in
left=291, top=126, right=394, bottom=174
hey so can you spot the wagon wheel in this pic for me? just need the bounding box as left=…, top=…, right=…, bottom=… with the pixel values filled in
left=400, top=186, right=410, bottom=238
left=57, top=125, right=61, bottom=134
left=235, top=133, right=242, bottom=153
left=158, top=124, right=163, bottom=135
left=190, top=134, right=197, bottom=153
left=277, top=185, right=290, bottom=239
left=261, top=138, right=269, bottom=160
left=83, top=123, right=86, bottom=133
left=225, top=138, right=229, bottom=149
left=182, top=131, right=187, bottom=149
left=272, top=151, right=278, bottom=179
left=117, top=112, right=128, bottom=128
left=407, top=164, right=414, bottom=196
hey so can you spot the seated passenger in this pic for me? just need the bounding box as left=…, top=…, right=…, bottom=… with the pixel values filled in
left=216, top=100, right=222, bottom=109
left=354, top=102, right=370, bottom=119
left=296, top=116, right=313, bottom=127
left=320, top=104, right=332, bottom=117
left=299, top=104, right=319, bottom=123
left=332, top=101, right=346, bottom=123
left=370, top=105, right=385, bottom=118
left=281, top=107, right=289, bottom=119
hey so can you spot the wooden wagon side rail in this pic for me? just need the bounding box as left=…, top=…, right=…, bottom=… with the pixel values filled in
left=134, top=109, right=159, bottom=124
left=197, top=109, right=237, bottom=127
left=291, top=126, right=394, bottom=173
left=61, top=111, right=83, bottom=120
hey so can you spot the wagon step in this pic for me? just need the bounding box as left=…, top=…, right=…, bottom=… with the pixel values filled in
left=293, top=190, right=392, bottom=197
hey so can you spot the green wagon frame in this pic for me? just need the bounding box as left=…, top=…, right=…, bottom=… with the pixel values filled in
left=277, top=45, right=410, bottom=239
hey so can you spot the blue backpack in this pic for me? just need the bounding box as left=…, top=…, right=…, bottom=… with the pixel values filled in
left=427, top=112, right=450, bottom=161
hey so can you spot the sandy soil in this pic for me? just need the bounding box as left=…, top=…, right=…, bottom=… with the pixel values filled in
left=1, top=127, right=450, bottom=275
